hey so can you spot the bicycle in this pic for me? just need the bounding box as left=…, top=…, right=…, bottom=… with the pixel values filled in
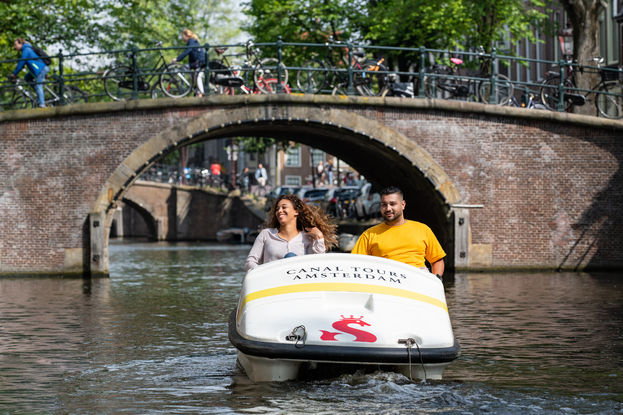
left=243, top=40, right=289, bottom=94
left=423, top=46, right=513, bottom=105
left=539, top=56, right=623, bottom=119
left=504, top=91, right=548, bottom=110
left=1, top=74, right=86, bottom=109
left=0, top=78, right=33, bottom=110
left=103, top=41, right=181, bottom=100
left=295, top=38, right=387, bottom=96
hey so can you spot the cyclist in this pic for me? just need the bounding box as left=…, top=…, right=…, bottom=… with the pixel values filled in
left=9, top=38, right=50, bottom=108
left=170, top=29, right=206, bottom=97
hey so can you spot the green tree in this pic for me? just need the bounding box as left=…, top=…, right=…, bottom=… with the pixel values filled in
left=0, top=0, right=99, bottom=59
left=243, top=0, right=550, bottom=77
left=236, top=137, right=296, bottom=156
left=242, top=0, right=362, bottom=64
left=1, top=0, right=242, bottom=59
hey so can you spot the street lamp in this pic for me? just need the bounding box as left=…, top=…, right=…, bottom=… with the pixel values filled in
left=558, top=22, right=574, bottom=58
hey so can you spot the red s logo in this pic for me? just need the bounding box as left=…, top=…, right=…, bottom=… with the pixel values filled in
left=319, top=315, right=377, bottom=343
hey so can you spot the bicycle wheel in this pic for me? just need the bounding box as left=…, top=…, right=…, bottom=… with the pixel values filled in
left=257, top=78, right=291, bottom=94
left=296, top=59, right=327, bottom=94
left=478, top=74, right=513, bottom=105
left=160, top=63, right=193, bottom=98
left=42, top=85, right=60, bottom=107
left=423, top=67, right=453, bottom=99
left=539, top=76, right=574, bottom=111
left=331, top=83, right=348, bottom=96
left=354, top=60, right=387, bottom=96
left=150, top=83, right=167, bottom=99
left=103, top=66, right=134, bottom=101
left=1, top=87, right=32, bottom=110
left=595, top=82, right=623, bottom=119
left=253, top=58, right=288, bottom=94
left=66, top=86, right=88, bottom=104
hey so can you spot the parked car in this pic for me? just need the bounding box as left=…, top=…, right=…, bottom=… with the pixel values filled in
left=297, top=187, right=329, bottom=208
left=322, top=186, right=360, bottom=218
left=353, top=183, right=381, bottom=220
left=264, top=185, right=301, bottom=211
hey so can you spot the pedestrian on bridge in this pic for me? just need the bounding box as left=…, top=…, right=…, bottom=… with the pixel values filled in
left=170, top=29, right=206, bottom=97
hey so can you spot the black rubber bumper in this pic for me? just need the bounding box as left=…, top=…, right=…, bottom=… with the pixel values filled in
left=228, top=309, right=461, bottom=364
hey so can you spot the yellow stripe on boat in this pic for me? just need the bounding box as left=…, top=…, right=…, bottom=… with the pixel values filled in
left=239, top=283, right=448, bottom=319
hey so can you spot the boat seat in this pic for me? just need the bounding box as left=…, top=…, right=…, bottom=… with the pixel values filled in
left=450, top=58, right=463, bottom=65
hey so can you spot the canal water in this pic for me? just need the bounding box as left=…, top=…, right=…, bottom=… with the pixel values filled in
left=1, top=240, right=622, bottom=414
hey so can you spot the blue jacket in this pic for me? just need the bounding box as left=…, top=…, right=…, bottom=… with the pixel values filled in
left=13, top=43, right=47, bottom=77
left=176, top=38, right=206, bottom=66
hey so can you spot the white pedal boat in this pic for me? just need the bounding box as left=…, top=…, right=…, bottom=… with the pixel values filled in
left=228, top=253, right=460, bottom=382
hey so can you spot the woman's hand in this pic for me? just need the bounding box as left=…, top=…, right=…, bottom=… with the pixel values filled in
left=305, top=227, right=323, bottom=241
left=170, top=58, right=177, bottom=64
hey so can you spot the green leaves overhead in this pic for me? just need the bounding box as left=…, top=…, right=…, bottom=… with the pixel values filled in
left=0, top=0, right=242, bottom=58
left=243, top=0, right=549, bottom=68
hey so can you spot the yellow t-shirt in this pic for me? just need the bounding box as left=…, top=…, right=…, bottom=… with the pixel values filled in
left=351, top=220, right=446, bottom=268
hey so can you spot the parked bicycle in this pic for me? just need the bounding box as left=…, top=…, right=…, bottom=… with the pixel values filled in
left=539, top=56, right=623, bottom=119
left=423, top=46, right=513, bottom=104
left=208, top=44, right=291, bottom=95
left=504, top=91, right=547, bottom=110
left=103, top=40, right=186, bottom=100
left=296, top=38, right=388, bottom=96
left=243, top=40, right=289, bottom=94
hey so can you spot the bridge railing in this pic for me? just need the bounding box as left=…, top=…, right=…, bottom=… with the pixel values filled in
left=1, top=40, right=622, bottom=118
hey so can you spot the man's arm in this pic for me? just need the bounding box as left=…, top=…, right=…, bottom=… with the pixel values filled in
left=431, top=258, right=444, bottom=277
left=430, top=258, right=446, bottom=277
left=350, top=232, right=370, bottom=255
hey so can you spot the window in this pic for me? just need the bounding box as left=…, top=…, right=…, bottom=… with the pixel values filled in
left=535, top=26, right=543, bottom=81
left=607, top=1, right=620, bottom=64
left=515, top=40, right=522, bottom=83
left=285, top=147, right=301, bottom=167
left=525, top=37, right=532, bottom=83
left=285, top=175, right=301, bottom=186
left=309, top=148, right=325, bottom=164
left=554, top=12, right=561, bottom=63
left=599, top=11, right=606, bottom=59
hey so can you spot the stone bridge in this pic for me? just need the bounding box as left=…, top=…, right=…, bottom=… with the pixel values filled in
left=1, top=94, right=622, bottom=277
left=115, top=181, right=262, bottom=240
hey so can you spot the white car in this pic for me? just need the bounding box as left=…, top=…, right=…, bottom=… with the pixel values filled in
left=353, top=183, right=381, bottom=220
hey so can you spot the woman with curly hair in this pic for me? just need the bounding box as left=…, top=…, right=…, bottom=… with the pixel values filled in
left=244, top=194, right=337, bottom=271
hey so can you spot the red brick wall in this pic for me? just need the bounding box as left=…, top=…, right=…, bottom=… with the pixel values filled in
left=0, top=99, right=621, bottom=274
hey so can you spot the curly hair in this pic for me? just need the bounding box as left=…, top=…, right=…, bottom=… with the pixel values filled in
left=264, top=194, right=337, bottom=250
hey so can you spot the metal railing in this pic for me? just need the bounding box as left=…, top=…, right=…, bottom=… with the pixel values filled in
left=1, top=39, right=622, bottom=118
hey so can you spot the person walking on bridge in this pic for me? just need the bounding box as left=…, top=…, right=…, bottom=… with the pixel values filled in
left=170, top=29, right=206, bottom=97
left=351, top=186, right=446, bottom=279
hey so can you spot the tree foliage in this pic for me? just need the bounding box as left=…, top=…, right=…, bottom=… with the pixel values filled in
left=236, top=137, right=297, bottom=156
left=243, top=0, right=550, bottom=71
left=0, top=0, right=98, bottom=60
left=0, top=0, right=242, bottom=58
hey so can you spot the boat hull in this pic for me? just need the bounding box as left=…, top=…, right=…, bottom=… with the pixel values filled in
left=229, top=309, right=460, bottom=382
left=229, top=253, right=460, bottom=382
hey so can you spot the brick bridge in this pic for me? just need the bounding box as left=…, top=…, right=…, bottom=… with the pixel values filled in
left=116, top=181, right=262, bottom=240
left=1, top=95, right=622, bottom=277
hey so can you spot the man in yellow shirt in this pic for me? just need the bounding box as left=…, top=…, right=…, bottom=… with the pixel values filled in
left=351, top=186, right=446, bottom=278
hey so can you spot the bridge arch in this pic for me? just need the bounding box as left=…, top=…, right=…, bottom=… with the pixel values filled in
left=119, top=196, right=159, bottom=240
left=93, top=103, right=463, bottom=274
